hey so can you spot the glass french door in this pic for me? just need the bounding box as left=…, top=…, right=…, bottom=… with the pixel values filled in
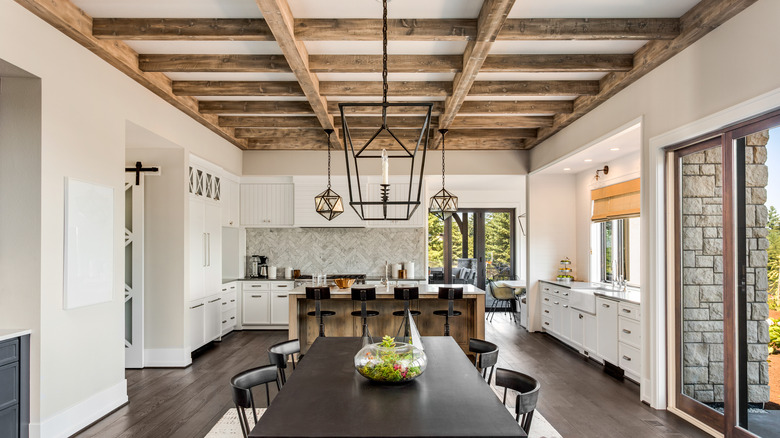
left=428, top=209, right=516, bottom=301
left=671, top=110, right=780, bottom=437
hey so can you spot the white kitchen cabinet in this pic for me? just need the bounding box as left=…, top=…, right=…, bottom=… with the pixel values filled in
left=570, top=310, right=584, bottom=351
left=190, top=198, right=221, bottom=300
left=618, top=301, right=641, bottom=381
left=271, top=291, right=290, bottom=325
left=188, top=299, right=205, bottom=351
left=243, top=291, right=271, bottom=325
left=582, top=312, right=598, bottom=359
left=240, top=183, right=294, bottom=226
left=293, top=177, right=364, bottom=227
left=221, top=178, right=240, bottom=227
left=220, top=283, right=238, bottom=335
left=552, top=297, right=571, bottom=342
left=204, top=295, right=222, bottom=342
left=596, top=297, right=619, bottom=365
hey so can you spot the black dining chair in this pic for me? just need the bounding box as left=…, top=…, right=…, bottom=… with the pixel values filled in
left=494, top=367, right=541, bottom=434
left=230, top=364, right=281, bottom=438
left=350, top=286, right=379, bottom=340
left=468, top=338, right=499, bottom=384
left=392, top=286, right=421, bottom=339
left=267, top=339, right=301, bottom=387
left=432, top=286, right=463, bottom=336
left=305, top=286, right=335, bottom=337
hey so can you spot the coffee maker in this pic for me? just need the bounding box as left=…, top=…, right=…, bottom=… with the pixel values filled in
left=258, top=256, right=269, bottom=278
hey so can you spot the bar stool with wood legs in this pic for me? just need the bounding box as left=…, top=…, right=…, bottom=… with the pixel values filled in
left=392, top=286, right=421, bottom=339
left=350, top=286, right=379, bottom=341
left=432, top=286, right=463, bottom=336
left=305, top=286, right=335, bottom=337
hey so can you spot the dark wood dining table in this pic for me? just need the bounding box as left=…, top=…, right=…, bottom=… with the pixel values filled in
left=250, top=336, right=526, bottom=437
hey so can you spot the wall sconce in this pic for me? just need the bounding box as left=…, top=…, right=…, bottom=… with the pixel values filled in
left=595, top=165, right=609, bottom=181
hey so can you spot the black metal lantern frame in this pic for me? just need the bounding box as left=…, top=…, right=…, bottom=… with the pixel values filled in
left=315, top=129, right=344, bottom=221
left=340, top=102, right=432, bottom=221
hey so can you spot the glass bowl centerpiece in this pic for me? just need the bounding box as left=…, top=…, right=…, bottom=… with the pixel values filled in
left=354, top=336, right=427, bottom=383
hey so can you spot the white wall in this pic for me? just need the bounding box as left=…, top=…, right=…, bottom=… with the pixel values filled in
left=527, top=0, right=780, bottom=412
left=526, top=174, right=576, bottom=332
left=0, top=0, right=243, bottom=433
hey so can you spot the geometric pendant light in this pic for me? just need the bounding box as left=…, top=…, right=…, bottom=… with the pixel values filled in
left=315, top=129, right=344, bottom=221
left=429, top=129, right=458, bottom=220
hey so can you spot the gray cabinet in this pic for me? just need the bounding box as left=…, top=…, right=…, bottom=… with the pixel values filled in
left=0, top=335, right=29, bottom=438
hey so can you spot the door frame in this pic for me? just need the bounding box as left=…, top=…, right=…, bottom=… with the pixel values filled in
left=124, top=173, right=144, bottom=369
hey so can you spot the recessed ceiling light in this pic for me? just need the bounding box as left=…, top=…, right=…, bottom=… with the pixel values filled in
left=610, top=147, right=620, bottom=151
left=584, top=159, right=593, bottom=162
left=563, top=167, right=571, bottom=171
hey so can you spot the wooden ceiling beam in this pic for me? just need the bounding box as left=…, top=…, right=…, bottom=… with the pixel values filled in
left=221, top=116, right=321, bottom=128
left=246, top=136, right=525, bottom=150
left=329, top=101, right=444, bottom=115
left=174, top=81, right=303, bottom=96
left=199, top=100, right=314, bottom=114
left=92, top=17, right=680, bottom=42
left=92, top=18, right=275, bottom=40
left=255, top=0, right=338, bottom=141
left=499, top=18, right=680, bottom=40
left=320, top=81, right=450, bottom=97
left=451, top=116, right=554, bottom=128
left=12, top=0, right=246, bottom=149
left=335, top=116, right=439, bottom=130
left=438, top=0, right=516, bottom=139
left=526, top=0, right=759, bottom=149
left=481, top=54, right=633, bottom=72
left=309, top=55, right=461, bottom=73
left=458, top=100, right=573, bottom=115
left=468, top=81, right=599, bottom=96
left=139, top=54, right=291, bottom=72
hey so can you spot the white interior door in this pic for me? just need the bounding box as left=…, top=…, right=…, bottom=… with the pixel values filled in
left=124, top=174, right=144, bottom=368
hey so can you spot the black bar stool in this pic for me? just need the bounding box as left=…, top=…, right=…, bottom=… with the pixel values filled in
left=305, top=287, right=335, bottom=337
left=350, top=286, right=379, bottom=341
left=432, top=286, right=463, bottom=336
left=392, top=286, right=421, bottom=339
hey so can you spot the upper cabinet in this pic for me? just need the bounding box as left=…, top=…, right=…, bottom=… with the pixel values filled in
left=293, top=176, right=365, bottom=227
left=240, top=183, right=294, bottom=227
left=221, top=177, right=240, bottom=227
left=189, top=164, right=221, bottom=202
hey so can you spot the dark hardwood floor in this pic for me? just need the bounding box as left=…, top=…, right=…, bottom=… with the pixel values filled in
left=76, top=317, right=710, bottom=438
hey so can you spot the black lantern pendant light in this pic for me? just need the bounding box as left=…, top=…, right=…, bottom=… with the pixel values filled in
left=315, top=129, right=344, bottom=221
left=429, top=129, right=458, bottom=220
left=339, top=0, right=432, bottom=221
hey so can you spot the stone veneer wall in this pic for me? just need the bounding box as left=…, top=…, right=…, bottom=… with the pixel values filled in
left=246, top=227, right=426, bottom=278
left=681, top=132, right=770, bottom=404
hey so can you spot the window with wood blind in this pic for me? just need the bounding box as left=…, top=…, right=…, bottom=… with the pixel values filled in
left=591, top=178, right=640, bottom=222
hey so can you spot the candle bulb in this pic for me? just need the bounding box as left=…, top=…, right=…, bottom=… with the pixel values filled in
left=381, top=149, right=389, bottom=185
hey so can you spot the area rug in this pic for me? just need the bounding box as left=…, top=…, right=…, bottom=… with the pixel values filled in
left=206, top=402, right=562, bottom=437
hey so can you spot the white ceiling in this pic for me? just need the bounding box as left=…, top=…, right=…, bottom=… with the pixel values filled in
left=537, top=122, right=641, bottom=175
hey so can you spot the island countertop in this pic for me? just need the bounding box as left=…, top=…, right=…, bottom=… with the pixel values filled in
left=289, top=283, right=485, bottom=295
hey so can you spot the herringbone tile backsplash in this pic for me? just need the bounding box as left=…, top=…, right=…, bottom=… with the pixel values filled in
left=246, top=228, right=426, bottom=278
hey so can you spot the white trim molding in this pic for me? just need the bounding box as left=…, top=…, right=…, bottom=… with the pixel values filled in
left=31, top=379, right=127, bottom=438
left=144, top=348, right=192, bottom=368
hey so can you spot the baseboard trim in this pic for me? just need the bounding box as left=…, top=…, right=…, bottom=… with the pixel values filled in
left=144, top=348, right=192, bottom=368
left=31, top=379, right=127, bottom=438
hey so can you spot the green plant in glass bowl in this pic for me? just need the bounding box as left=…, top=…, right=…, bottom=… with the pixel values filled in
left=354, top=336, right=427, bottom=383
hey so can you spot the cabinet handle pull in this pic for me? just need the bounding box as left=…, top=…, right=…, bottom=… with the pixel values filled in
left=563, top=305, right=569, bottom=308
left=622, top=329, right=632, bottom=334
left=602, top=303, right=610, bottom=308
left=554, top=301, right=559, bottom=305
left=277, top=285, right=288, bottom=288
left=563, top=293, right=569, bottom=296
left=251, top=285, right=262, bottom=288
left=544, top=298, right=549, bottom=302
left=222, top=320, right=227, bottom=324
left=544, top=288, right=549, bottom=291
left=208, top=298, right=221, bottom=303
left=222, top=288, right=227, bottom=292
left=544, top=310, right=550, bottom=314
left=230, top=316, right=235, bottom=320
left=190, top=303, right=204, bottom=309
left=622, top=309, right=631, bottom=313
left=622, top=355, right=632, bottom=361
left=222, top=302, right=227, bottom=306
left=251, top=295, right=263, bottom=298
left=230, top=299, right=236, bottom=303
left=544, top=322, right=550, bottom=326
left=579, top=314, right=583, bottom=319
left=276, top=295, right=287, bottom=298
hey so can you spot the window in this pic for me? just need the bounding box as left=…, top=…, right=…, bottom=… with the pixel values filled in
left=593, top=217, right=640, bottom=285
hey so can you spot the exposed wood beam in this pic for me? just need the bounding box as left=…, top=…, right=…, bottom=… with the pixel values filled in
left=174, top=81, right=303, bottom=96
left=246, top=136, right=525, bottom=150
left=337, top=128, right=537, bottom=139
left=92, top=17, right=680, bottom=42
left=139, top=54, right=291, bottom=72
left=199, top=100, right=314, bottom=114
left=526, top=0, right=759, bottom=149
left=329, top=101, right=444, bottom=115
left=221, top=116, right=321, bottom=128
left=335, top=116, right=439, bottom=130
left=295, top=18, right=476, bottom=41
left=319, top=81, right=450, bottom=96
left=481, top=54, right=633, bottom=72
left=12, top=0, right=246, bottom=149
left=92, top=18, right=275, bottom=40
left=438, top=0, right=516, bottom=138
left=499, top=18, right=680, bottom=40
left=255, top=0, right=338, bottom=140
left=309, top=55, right=461, bottom=73
left=468, top=81, right=599, bottom=96
left=458, top=100, right=573, bottom=115
left=451, top=116, right=554, bottom=128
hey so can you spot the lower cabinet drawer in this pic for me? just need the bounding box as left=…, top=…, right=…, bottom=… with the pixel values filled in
left=222, top=309, right=237, bottom=331
left=619, top=342, right=640, bottom=377
left=541, top=304, right=553, bottom=319
left=541, top=316, right=553, bottom=331
left=0, top=362, right=19, bottom=411
left=618, top=317, right=641, bottom=348
left=0, top=339, right=19, bottom=367
left=221, top=291, right=237, bottom=312
left=0, top=404, right=19, bottom=438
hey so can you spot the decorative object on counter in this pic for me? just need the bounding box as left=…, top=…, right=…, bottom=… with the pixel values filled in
left=339, top=0, right=431, bottom=222
left=315, top=129, right=345, bottom=221
left=405, top=261, right=415, bottom=278
left=284, top=267, right=293, bottom=279
left=293, top=269, right=301, bottom=279
left=557, top=257, right=573, bottom=282
left=392, top=263, right=402, bottom=279
left=354, top=335, right=427, bottom=383
left=429, top=129, right=458, bottom=221
left=268, top=266, right=277, bottom=279
left=333, top=278, right=356, bottom=289
left=398, top=269, right=407, bottom=279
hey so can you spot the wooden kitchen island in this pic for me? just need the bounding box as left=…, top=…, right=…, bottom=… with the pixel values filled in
left=288, top=284, right=485, bottom=353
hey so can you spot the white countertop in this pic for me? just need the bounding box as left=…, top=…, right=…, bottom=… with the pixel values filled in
left=0, top=329, right=31, bottom=343
left=540, top=279, right=640, bottom=304
left=289, top=283, right=485, bottom=295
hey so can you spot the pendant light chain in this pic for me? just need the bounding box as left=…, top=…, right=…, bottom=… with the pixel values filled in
left=326, top=130, right=332, bottom=188
left=440, top=129, right=448, bottom=188
left=382, top=0, right=388, bottom=104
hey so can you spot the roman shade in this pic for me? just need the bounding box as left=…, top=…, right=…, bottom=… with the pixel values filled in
left=591, top=178, right=640, bottom=222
